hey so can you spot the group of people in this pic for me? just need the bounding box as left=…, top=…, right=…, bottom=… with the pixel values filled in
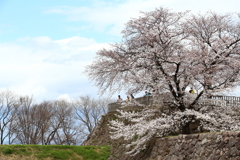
left=117, top=94, right=135, bottom=102
left=117, top=90, right=154, bottom=102
left=144, top=91, right=152, bottom=97
left=117, top=88, right=195, bottom=102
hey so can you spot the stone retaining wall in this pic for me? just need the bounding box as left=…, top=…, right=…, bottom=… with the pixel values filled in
left=83, top=112, right=240, bottom=160
left=148, top=131, right=240, bottom=160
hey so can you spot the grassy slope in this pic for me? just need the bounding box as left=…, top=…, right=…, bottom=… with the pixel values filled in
left=0, top=145, right=110, bottom=160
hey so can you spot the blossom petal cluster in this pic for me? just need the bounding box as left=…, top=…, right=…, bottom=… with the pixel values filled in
left=109, top=100, right=240, bottom=156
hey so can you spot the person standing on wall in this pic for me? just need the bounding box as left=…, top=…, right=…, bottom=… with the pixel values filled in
left=189, top=88, right=195, bottom=94
left=117, top=95, right=123, bottom=102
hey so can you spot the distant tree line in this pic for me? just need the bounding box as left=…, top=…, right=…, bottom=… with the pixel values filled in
left=0, top=90, right=112, bottom=145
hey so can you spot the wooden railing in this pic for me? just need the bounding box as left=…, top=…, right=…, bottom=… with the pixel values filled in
left=210, top=95, right=240, bottom=102
left=108, top=94, right=240, bottom=112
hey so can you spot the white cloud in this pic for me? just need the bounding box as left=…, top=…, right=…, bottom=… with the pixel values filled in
left=12, top=0, right=237, bottom=102
left=44, top=0, right=240, bottom=36
left=57, top=93, right=73, bottom=102
left=0, top=36, right=109, bottom=102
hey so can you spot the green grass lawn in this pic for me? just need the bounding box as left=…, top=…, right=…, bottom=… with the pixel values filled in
left=0, top=144, right=110, bottom=160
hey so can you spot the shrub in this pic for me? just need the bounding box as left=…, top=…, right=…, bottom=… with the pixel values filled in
left=2, top=147, right=14, bottom=155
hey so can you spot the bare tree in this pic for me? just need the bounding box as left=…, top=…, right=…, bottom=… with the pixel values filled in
left=14, top=96, right=38, bottom=144
left=97, top=97, right=113, bottom=115
left=12, top=98, right=57, bottom=145
left=0, top=90, right=18, bottom=144
left=33, top=101, right=54, bottom=145
left=51, top=100, right=83, bottom=145
left=73, top=95, right=111, bottom=134
left=44, top=109, right=62, bottom=145
left=0, top=91, right=90, bottom=145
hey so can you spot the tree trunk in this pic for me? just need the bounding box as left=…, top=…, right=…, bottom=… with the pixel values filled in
left=182, top=119, right=207, bottom=134
left=182, top=122, right=191, bottom=134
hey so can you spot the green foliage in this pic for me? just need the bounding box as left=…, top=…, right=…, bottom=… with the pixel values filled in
left=73, top=145, right=110, bottom=160
left=0, top=145, right=110, bottom=160
left=2, top=147, right=15, bottom=155
left=133, top=134, right=138, bottom=141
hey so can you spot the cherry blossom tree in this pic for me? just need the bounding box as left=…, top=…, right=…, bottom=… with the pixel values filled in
left=86, top=8, right=240, bottom=156
left=86, top=7, right=240, bottom=120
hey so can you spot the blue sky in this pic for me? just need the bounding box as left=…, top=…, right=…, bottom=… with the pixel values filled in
left=0, top=0, right=240, bottom=102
